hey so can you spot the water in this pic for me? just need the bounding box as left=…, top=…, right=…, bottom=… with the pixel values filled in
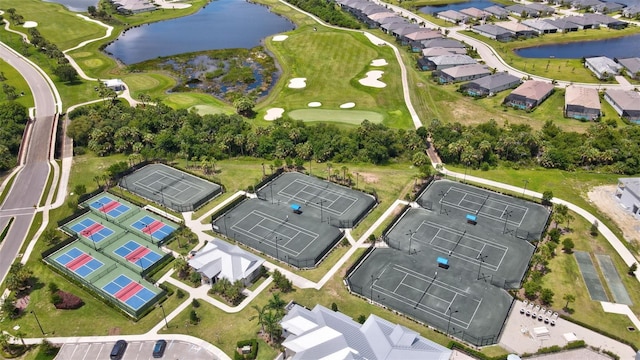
left=514, top=33, right=640, bottom=59
left=43, top=0, right=97, bottom=12
left=419, top=0, right=500, bottom=15
left=103, top=0, right=295, bottom=64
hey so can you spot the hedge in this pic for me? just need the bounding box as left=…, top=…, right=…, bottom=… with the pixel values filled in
left=234, top=339, right=258, bottom=360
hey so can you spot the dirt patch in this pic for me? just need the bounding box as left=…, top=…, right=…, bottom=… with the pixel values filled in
left=587, top=185, right=640, bottom=247
left=15, top=295, right=29, bottom=311
left=358, top=172, right=379, bottom=184
left=108, top=327, right=121, bottom=335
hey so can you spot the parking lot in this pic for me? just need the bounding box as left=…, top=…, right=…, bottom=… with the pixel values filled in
left=55, top=339, right=217, bottom=360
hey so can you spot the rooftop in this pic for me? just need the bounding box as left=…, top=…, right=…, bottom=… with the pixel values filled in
left=605, top=89, right=640, bottom=111
left=188, top=239, right=264, bottom=283
left=565, top=85, right=600, bottom=108
left=509, top=80, right=555, bottom=100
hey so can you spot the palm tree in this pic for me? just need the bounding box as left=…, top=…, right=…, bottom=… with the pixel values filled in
left=250, top=305, right=267, bottom=333
left=267, top=293, right=286, bottom=317
left=563, top=294, right=575, bottom=310
left=93, top=175, right=102, bottom=189
left=263, top=311, right=281, bottom=344
left=341, top=166, right=348, bottom=182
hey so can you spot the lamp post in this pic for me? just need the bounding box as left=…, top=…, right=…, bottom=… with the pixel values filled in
left=98, top=200, right=108, bottom=221
left=406, top=229, right=417, bottom=254
left=318, top=199, right=325, bottom=223
left=438, top=190, right=446, bottom=214
left=31, top=310, right=45, bottom=335
left=446, top=307, right=459, bottom=337
left=270, top=182, right=275, bottom=204
left=476, top=253, right=487, bottom=280
left=89, top=232, right=97, bottom=251
left=522, top=179, right=529, bottom=197
left=159, top=303, right=169, bottom=329
left=275, top=236, right=279, bottom=261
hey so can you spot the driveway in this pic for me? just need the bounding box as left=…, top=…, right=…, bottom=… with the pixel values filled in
left=55, top=339, right=218, bottom=360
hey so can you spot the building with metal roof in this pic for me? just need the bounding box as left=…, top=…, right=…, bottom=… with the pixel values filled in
left=564, top=15, right=600, bottom=29
left=584, top=13, right=628, bottom=29
left=460, top=72, right=521, bottom=97
left=616, top=178, right=640, bottom=218
left=522, top=19, right=559, bottom=34
left=484, top=5, right=509, bottom=19
left=418, top=54, right=476, bottom=71
left=436, top=63, right=491, bottom=84
left=604, top=89, right=640, bottom=122
left=471, top=24, right=514, bottom=41
left=564, top=85, right=601, bottom=120
left=437, top=9, right=468, bottom=24
left=281, top=304, right=453, bottom=360
left=591, top=1, right=626, bottom=13
left=617, top=57, right=640, bottom=79
left=188, top=239, right=264, bottom=287
left=503, top=80, right=555, bottom=110
left=544, top=18, right=579, bottom=32
left=585, top=56, right=623, bottom=79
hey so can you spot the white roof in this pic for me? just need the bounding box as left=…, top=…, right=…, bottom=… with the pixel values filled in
left=284, top=326, right=344, bottom=352
left=281, top=315, right=320, bottom=335
left=188, top=239, right=264, bottom=282
left=103, top=79, right=125, bottom=87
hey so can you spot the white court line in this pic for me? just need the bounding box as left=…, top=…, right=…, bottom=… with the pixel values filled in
left=398, top=281, right=453, bottom=305
left=277, top=179, right=359, bottom=216
left=394, top=273, right=408, bottom=293
left=133, top=169, right=205, bottom=204
left=444, top=187, right=528, bottom=227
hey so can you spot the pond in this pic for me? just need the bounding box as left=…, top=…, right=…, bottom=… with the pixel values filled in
left=419, top=0, right=500, bottom=15
left=103, top=0, right=295, bottom=64
left=514, top=33, right=640, bottom=59
left=44, top=0, right=96, bottom=12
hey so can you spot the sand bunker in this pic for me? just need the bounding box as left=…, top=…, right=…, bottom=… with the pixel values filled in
left=340, top=102, right=355, bottom=109
left=272, top=35, right=289, bottom=42
left=370, top=59, right=388, bottom=66
left=359, top=71, right=386, bottom=88
left=23, top=21, right=38, bottom=28
left=308, top=102, right=322, bottom=107
left=288, top=78, right=307, bottom=89
left=265, top=108, right=284, bottom=121
left=155, top=0, right=192, bottom=9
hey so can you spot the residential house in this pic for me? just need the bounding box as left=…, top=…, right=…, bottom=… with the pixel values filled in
left=418, top=54, right=476, bottom=71
left=604, top=89, right=640, bottom=122
left=525, top=3, right=555, bottom=15
left=392, top=24, right=421, bottom=41
left=591, top=1, right=626, bottom=13
left=112, top=0, right=155, bottom=13
left=460, top=7, right=490, bottom=21
left=368, top=11, right=397, bottom=24
left=188, top=239, right=264, bottom=287
left=544, top=18, right=579, bottom=32
left=358, top=4, right=391, bottom=27
left=404, top=29, right=442, bottom=43
left=622, top=5, right=640, bottom=18
left=617, top=57, right=640, bottom=79
left=496, top=21, right=538, bottom=38
left=585, top=56, right=622, bottom=79
left=615, top=178, right=640, bottom=218
left=505, top=4, right=540, bottom=17
left=437, top=9, right=468, bottom=24
left=435, top=64, right=491, bottom=84
left=422, top=38, right=466, bottom=49
left=522, top=19, right=560, bottom=34
left=422, top=47, right=467, bottom=57
left=484, top=5, right=509, bottom=19
left=503, top=80, right=555, bottom=110
left=584, top=13, right=628, bottom=29
left=564, top=15, right=600, bottom=29
left=460, top=72, right=521, bottom=97
left=281, top=304, right=453, bottom=360
left=380, top=20, right=410, bottom=34
left=471, top=24, right=514, bottom=41
left=564, top=85, right=601, bottom=120
left=571, top=0, right=605, bottom=9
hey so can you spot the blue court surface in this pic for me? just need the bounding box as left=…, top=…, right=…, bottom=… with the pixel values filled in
left=55, top=247, right=104, bottom=278
left=89, top=196, right=131, bottom=218
left=70, top=218, right=114, bottom=242
left=102, top=275, right=157, bottom=310
left=132, top=215, right=176, bottom=241
left=113, top=240, right=163, bottom=269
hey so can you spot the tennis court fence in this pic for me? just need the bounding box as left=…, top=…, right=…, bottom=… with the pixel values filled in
left=89, top=263, right=117, bottom=284
left=57, top=207, right=91, bottom=228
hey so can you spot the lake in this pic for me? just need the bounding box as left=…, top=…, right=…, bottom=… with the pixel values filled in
left=103, top=0, right=294, bottom=64
left=514, top=33, right=640, bottom=59
left=419, top=0, right=500, bottom=14
left=44, top=0, right=97, bottom=12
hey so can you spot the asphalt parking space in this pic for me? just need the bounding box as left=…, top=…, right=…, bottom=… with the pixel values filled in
left=55, top=340, right=216, bottom=360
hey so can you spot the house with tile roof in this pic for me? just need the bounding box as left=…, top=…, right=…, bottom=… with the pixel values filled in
left=522, top=19, right=559, bottom=34
left=604, top=89, right=640, bottom=123
left=484, top=5, right=509, bottom=19
left=564, top=85, right=601, bottom=120
left=437, top=9, right=468, bottom=24
left=503, top=80, right=555, bottom=110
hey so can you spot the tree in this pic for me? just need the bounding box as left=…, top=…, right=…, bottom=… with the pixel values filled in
left=263, top=310, right=281, bottom=343
left=523, top=280, right=541, bottom=299
left=6, top=263, right=32, bottom=292
left=357, top=314, right=367, bottom=324
left=562, top=238, right=574, bottom=253
left=547, top=228, right=561, bottom=243
left=0, top=295, right=17, bottom=319
left=540, top=288, right=554, bottom=305
left=590, top=220, right=598, bottom=237
left=542, top=190, right=554, bottom=206
left=173, top=256, right=190, bottom=279
left=629, top=263, right=638, bottom=276
left=331, top=302, right=338, bottom=311
left=87, top=5, right=97, bottom=16
left=267, top=293, right=286, bottom=317
left=233, top=96, right=255, bottom=116
left=553, top=204, right=568, bottom=229
left=250, top=305, right=267, bottom=333
left=54, top=64, right=78, bottom=83
left=563, top=294, right=575, bottom=310
left=42, top=228, right=61, bottom=246
left=73, top=184, right=87, bottom=197
left=189, top=309, right=199, bottom=324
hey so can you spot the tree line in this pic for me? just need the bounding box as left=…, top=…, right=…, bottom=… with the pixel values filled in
left=429, top=118, right=640, bottom=174
left=286, top=0, right=362, bottom=29
left=67, top=101, right=428, bottom=165
left=0, top=102, right=28, bottom=171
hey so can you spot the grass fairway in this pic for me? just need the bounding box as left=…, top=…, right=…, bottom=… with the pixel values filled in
left=262, top=26, right=412, bottom=129
left=0, top=59, right=34, bottom=108
left=189, top=104, right=225, bottom=115
left=2, top=0, right=106, bottom=51
left=287, top=108, right=383, bottom=124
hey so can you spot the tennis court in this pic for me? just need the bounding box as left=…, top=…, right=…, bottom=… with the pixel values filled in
left=212, top=199, right=343, bottom=268
left=87, top=195, right=131, bottom=219
left=113, top=240, right=164, bottom=270
left=69, top=218, right=115, bottom=243
left=54, top=247, right=104, bottom=278
left=119, top=163, right=222, bottom=212
left=102, top=274, right=158, bottom=311
left=257, top=172, right=376, bottom=227
left=419, top=180, right=550, bottom=241
left=131, top=215, right=176, bottom=241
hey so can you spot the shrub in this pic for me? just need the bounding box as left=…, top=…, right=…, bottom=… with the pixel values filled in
left=357, top=315, right=366, bottom=324
left=51, top=293, right=62, bottom=305
left=192, top=298, right=200, bottom=308
left=48, top=282, right=59, bottom=293
left=53, top=290, right=83, bottom=309
left=629, top=263, right=637, bottom=276
left=562, top=238, right=575, bottom=253
left=176, top=289, right=185, bottom=299
left=189, top=309, right=199, bottom=324
left=331, top=302, right=338, bottom=311
left=235, top=339, right=258, bottom=360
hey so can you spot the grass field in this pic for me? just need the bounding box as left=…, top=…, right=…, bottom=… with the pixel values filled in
left=261, top=25, right=413, bottom=129
left=0, top=59, right=34, bottom=108
left=287, top=108, right=384, bottom=124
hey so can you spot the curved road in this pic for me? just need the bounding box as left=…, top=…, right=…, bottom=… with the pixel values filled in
left=0, top=42, right=58, bottom=285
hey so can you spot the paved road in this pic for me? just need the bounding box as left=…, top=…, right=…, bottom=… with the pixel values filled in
left=0, top=42, right=57, bottom=285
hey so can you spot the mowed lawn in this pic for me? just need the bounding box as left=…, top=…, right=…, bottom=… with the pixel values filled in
left=2, top=0, right=106, bottom=51
left=262, top=26, right=413, bottom=128
left=0, top=58, right=34, bottom=108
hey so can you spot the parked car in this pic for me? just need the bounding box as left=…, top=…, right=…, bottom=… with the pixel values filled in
left=110, top=340, right=128, bottom=360
left=153, top=339, right=167, bottom=358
